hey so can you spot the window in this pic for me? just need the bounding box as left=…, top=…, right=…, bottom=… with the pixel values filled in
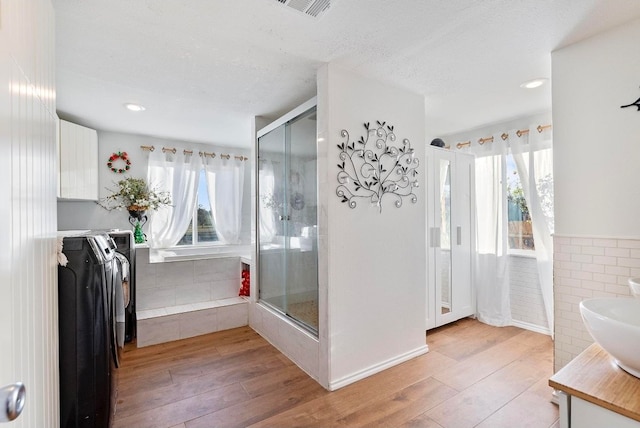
left=177, top=169, right=218, bottom=245
left=506, top=153, right=534, bottom=251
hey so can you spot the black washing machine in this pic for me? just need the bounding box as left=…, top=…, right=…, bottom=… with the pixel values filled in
left=58, top=232, right=120, bottom=428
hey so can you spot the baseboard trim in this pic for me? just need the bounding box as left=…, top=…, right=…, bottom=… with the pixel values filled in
left=511, top=319, right=551, bottom=336
left=328, top=344, right=429, bottom=391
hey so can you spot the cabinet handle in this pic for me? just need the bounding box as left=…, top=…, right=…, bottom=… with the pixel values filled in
left=457, top=226, right=462, bottom=245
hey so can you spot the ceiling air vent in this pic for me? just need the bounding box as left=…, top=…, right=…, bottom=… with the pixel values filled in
left=274, top=0, right=335, bottom=19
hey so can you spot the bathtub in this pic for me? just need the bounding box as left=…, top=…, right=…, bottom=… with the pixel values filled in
left=149, top=244, right=252, bottom=263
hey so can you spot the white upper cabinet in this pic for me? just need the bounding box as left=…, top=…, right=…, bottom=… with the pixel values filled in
left=58, top=119, right=99, bottom=200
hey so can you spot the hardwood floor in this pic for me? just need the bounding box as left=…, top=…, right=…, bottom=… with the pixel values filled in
left=114, top=319, right=559, bottom=427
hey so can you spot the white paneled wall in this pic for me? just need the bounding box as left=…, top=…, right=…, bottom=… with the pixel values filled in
left=553, top=235, right=636, bottom=372
left=0, top=0, right=59, bottom=426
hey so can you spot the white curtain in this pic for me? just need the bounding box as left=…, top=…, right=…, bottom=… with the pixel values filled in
left=507, top=128, right=554, bottom=337
left=258, top=160, right=277, bottom=243
left=147, top=149, right=200, bottom=248
left=472, top=134, right=512, bottom=326
left=203, top=155, right=245, bottom=244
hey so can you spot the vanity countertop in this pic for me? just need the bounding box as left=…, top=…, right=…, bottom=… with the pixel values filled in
left=549, top=343, right=640, bottom=422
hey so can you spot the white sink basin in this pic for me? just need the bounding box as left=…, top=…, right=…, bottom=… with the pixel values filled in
left=580, top=297, right=640, bottom=378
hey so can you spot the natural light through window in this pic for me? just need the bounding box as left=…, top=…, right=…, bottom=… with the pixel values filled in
left=506, top=153, right=534, bottom=251
left=178, top=169, right=218, bottom=245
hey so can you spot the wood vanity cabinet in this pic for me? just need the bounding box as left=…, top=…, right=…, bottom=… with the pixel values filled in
left=550, top=343, right=640, bottom=428
left=58, top=118, right=99, bottom=200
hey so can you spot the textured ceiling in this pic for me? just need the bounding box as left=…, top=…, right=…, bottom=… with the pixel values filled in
left=54, top=0, right=640, bottom=148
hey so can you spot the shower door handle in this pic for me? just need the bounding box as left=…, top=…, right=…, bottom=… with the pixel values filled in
left=278, top=215, right=290, bottom=221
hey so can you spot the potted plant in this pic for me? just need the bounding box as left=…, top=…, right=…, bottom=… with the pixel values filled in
left=99, top=177, right=171, bottom=243
left=100, top=177, right=170, bottom=213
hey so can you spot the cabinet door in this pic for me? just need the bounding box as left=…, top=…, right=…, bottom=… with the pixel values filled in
left=432, top=149, right=455, bottom=327
left=59, top=119, right=74, bottom=198
left=59, top=119, right=98, bottom=200
left=428, top=148, right=475, bottom=328
left=450, top=152, right=474, bottom=321
left=425, top=148, right=436, bottom=329
left=571, top=396, right=640, bottom=428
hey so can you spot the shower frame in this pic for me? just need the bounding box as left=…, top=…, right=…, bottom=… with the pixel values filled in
left=255, top=97, right=319, bottom=336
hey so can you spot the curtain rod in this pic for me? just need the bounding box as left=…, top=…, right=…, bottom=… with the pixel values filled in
left=454, top=123, right=552, bottom=149
left=140, top=145, right=248, bottom=161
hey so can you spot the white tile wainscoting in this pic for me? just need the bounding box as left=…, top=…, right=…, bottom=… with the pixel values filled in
left=554, top=235, right=638, bottom=372
left=509, top=254, right=549, bottom=333
left=135, top=247, right=249, bottom=347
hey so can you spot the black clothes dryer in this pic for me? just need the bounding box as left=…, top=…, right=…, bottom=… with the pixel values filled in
left=58, top=232, right=119, bottom=428
left=108, top=230, right=136, bottom=343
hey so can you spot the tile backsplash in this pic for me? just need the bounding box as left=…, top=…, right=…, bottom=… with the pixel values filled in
left=554, top=235, right=637, bottom=372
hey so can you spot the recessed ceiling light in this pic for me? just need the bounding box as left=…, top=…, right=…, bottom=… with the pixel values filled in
left=124, top=103, right=145, bottom=112
left=520, top=78, right=548, bottom=89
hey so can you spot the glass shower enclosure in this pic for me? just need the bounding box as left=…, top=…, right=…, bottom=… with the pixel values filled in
left=256, top=104, right=319, bottom=335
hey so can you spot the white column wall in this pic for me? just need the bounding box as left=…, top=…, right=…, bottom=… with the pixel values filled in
left=320, top=64, right=428, bottom=389
left=553, top=19, right=640, bottom=238
left=552, top=18, right=640, bottom=371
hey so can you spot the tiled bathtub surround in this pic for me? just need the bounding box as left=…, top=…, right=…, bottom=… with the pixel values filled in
left=136, top=247, right=242, bottom=310
left=135, top=247, right=248, bottom=346
left=137, top=297, right=248, bottom=347
left=554, top=235, right=637, bottom=372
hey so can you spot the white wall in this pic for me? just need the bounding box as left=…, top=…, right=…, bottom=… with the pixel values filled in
left=57, top=130, right=252, bottom=245
left=321, top=64, right=428, bottom=389
left=552, top=18, right=640, bottom=371
left=0, top=0, right=60, bottom=426
left=553, top=18, right=640, bottom=238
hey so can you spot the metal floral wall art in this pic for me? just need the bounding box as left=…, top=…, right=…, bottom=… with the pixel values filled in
left=336, top=120, right=419, bottom=212
left=621, top=91, right=640, bottom=111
